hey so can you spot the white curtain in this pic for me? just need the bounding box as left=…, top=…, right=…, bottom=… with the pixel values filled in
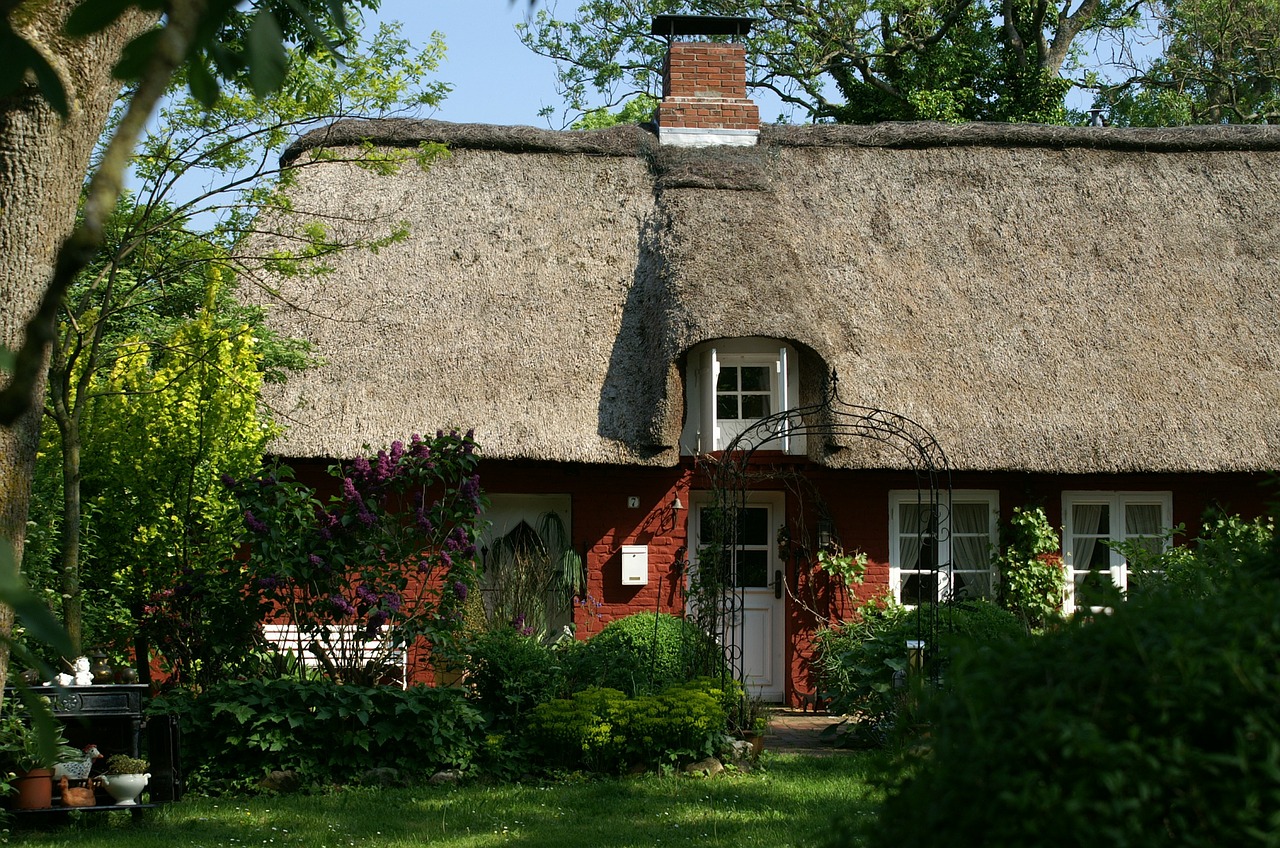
left=951, top=502, right=992, bottom=599
left=899, top=503, right=924, bottom=571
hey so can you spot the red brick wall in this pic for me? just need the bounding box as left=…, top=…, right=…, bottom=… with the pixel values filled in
left=286, top=456, right=1273, bottom=701
left=658, top=42, right=759, bottom=132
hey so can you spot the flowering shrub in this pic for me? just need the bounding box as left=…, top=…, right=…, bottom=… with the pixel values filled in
left=230, top=431, right=485, bottom=683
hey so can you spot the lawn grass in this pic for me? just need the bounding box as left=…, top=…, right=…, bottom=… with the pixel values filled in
left=8, top=753, right=880, bottom=848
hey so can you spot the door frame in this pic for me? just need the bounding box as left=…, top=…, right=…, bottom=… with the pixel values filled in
left=688, top=490, right=787, bottom=702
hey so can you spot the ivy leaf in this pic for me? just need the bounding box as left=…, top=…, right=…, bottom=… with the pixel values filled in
left=246, top=9, right=287, bottom=97
left=187, top=57, right=220, bottom=107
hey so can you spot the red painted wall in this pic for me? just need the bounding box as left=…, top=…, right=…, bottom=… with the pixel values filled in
left=289, top=456, right=1273, bottom=703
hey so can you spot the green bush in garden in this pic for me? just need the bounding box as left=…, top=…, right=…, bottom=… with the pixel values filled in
left=528, top=677, right=734, bottom=773
left=814, top=599, right=1025, bottom=726
left=564, top=612, right=727, bottom=696
left=995, top=506, right=1066, bottom=630
left=466, top=627, right=568, bottom=729
left=151, top=680, right=484, bottom=793
left=827, top=545, right=1280, bottom=848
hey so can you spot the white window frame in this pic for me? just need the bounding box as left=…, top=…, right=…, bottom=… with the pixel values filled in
left=680, top=338, right=802, bottom=455
left=1062, top=491, right=1172, bottom=614
left=888, top=490, right=999, bottom=604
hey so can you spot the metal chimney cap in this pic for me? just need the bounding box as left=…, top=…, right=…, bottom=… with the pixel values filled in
left=650, top=14, right=755, bottom=38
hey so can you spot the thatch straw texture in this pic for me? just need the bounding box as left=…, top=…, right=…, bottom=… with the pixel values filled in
left=250, top=120, right=1280, bottom=473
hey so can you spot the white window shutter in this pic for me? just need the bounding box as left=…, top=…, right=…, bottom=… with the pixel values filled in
left=777, top=347, right=790, bottom=453
left=701, top=348, right=720, bottom=451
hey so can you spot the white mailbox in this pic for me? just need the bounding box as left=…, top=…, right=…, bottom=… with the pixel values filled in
left=621, top=545, right=649, bottom=586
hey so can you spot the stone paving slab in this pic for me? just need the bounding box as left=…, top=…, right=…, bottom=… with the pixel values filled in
left=765, top=708, right=853, bottom=754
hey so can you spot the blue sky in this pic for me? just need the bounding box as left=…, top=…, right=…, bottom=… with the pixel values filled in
left=367, top=0, right=577, bottom=127
left=366, top=0, right=800, bottom=127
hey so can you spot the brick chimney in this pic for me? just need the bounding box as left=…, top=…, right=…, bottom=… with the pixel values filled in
left=652, top=15, right=759, bottom=147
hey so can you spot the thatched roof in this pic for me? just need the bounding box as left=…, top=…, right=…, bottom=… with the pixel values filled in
left=247, top=119, right=1280, bottom=473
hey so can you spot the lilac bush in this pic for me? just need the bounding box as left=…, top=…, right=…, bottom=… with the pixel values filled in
left=230, top=431, right=485, bottom=684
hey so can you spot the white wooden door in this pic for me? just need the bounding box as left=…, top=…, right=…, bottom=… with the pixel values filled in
left=691, top=495, right=785, bottom=702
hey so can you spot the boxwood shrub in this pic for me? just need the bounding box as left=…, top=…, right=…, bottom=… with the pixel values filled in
left=528, top=677, right=735, bottom=773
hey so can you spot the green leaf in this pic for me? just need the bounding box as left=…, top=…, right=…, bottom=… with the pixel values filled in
left=0, top=538, right=74, bottom=659
left=246, top=10, right=287, bottom=98
left=64, top=0, right=136, bottom=37
left=187, top=58, right=220, bottom=107
left=113, top=28, right=165, bottom=82
left=0, top=20, right=69, bottom=116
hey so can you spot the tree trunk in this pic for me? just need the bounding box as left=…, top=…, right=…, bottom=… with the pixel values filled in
left=58, top=424, right=82, bottom=657
left=0, top=1, right=153, bottom=696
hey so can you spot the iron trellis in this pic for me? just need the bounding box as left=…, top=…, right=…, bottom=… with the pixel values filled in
left=692, top=370, right=955, bottom=700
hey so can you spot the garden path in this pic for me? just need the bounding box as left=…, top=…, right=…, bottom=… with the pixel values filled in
left=765, top=708, right=853, bottom=755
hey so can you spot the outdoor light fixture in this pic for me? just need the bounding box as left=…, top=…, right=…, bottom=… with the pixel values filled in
left=817, top=517, right=835, bottom=549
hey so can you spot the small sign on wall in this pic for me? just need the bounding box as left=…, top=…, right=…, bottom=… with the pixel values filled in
left=621, top=545, right=649, bottom=586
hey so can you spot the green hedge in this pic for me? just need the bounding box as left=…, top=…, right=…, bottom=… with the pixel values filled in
left=152, top=679, right=484, bottom=793
left=843, top=566, right=1280, bottom=848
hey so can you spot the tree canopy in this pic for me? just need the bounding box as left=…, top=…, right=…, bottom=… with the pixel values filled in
left=520, top=0, right=1280, bottom=126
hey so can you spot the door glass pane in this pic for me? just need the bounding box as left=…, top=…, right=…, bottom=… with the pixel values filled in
left=736, top=550, right=769, bottom=588
left=738, top=507, right=769, bottom=545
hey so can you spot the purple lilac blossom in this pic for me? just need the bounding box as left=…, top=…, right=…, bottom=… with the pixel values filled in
left=330, top=595, right=356, bottom=616
left=452, top=581, right=468, bottom=603
left=244, top=510, right=268, bottom=534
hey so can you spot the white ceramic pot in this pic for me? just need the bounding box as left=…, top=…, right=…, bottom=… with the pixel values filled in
left=99, top=772, right=150, bottom=805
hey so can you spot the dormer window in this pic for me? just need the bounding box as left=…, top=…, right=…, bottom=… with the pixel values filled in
left=680, top=338, right=803, bottom=454
left=717, top=363, right=772, bottom=421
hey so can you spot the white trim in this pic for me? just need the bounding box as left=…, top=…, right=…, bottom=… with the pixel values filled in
left=1061, top=490, right=1172, bottom=614
left=682, top=338, right=803, bottom=455
left=659, top=126, right=759, bottom=147
left=888, top=489, right=999, bottom=604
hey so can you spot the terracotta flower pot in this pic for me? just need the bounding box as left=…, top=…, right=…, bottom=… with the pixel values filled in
left=13, top=768, right=54, bottom=809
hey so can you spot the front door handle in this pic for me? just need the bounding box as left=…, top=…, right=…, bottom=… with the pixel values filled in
left=774, top=569, right=783, bottom=599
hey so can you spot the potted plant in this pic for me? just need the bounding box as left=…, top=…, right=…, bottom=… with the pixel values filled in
left=97, top=754, right=150, bottom=805
left=733, top=693, right=774, bottom=760
left=0, top=701, right=79, bottom=809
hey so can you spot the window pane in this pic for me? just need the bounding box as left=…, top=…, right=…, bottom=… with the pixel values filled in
left=717, top=366, right=739, bottom=392
left=1125, top=504, right=1162, bottom=536
left=902, top=572, right=936, bottom=605
left=1073, top=503, right=1110, bottom=535
left=717, top=395, right=739, bottom=419
left=740, top=366, right=770, bottom=392
left=740, top=394, right=770, bottom=419
left=736, top=550, right=769, bottom=588
left=738, top=507, right=769, bottom=546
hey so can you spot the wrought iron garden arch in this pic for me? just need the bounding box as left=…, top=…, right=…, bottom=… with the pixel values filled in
left=690, top=369, right=955, bottom=698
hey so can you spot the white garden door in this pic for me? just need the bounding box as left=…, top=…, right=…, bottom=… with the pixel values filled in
left=691, top=494, right=786, bottom=702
